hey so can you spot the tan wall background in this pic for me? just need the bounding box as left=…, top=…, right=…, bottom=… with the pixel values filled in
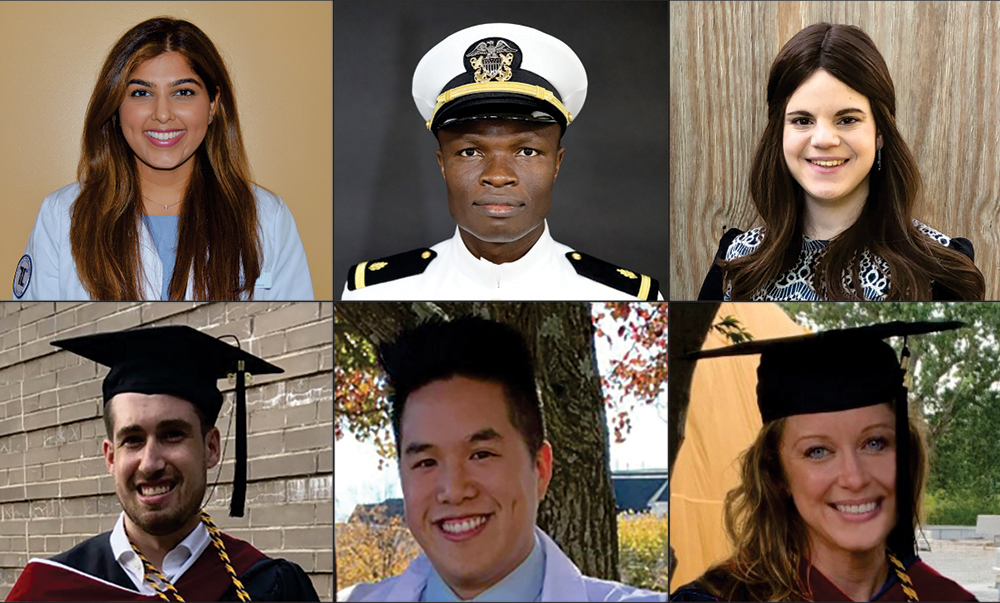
left=669, top=302, right=807, bottom=589
left=0, top=1, right=333, bottom=300
left=0, top=301, right=333, bottom=600
left=670, top=1, right=1000, bottom=299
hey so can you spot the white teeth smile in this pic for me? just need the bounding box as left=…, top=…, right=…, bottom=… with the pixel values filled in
left=140, top=484, right=173, bottom=496
left=810, top=159, right=846, bottom=167
left=836, top=501, right=877, bottom=514
left=439, top=515, right=488, bottom=534
left=145, top=131, right=183, bottom=141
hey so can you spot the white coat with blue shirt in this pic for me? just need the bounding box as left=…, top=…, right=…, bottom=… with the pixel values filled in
left=13, top=182, right=313, bottom=300
left=338, top=526, right=666, bottom=602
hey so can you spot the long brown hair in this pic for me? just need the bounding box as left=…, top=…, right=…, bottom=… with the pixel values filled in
left=724, top=23, right=984, bottom=300
left=708, top=407, right=929, bottom=602
left=72, top=17, right=261, bottom=300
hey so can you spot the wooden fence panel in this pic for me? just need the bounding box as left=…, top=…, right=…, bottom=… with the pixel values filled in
left=670, top=1, right=1000, bottom=299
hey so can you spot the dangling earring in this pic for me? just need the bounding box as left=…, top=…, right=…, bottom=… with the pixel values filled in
left=878, top=147, right=882, bottom=171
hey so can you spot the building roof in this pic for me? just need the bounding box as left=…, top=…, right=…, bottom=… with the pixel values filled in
left=611, top=469, right=668, bottom=513
left=349, top=498, right=405, bottom=524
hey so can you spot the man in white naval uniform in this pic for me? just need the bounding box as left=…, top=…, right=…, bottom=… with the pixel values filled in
left=337, top=317, right=667, bottom=602
left=341, top=23, right=661, bottom=301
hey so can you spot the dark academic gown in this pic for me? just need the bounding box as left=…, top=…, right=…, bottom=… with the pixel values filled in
left=670, top=554, right=977, bottom=602
left=5, top=531, right=320, bottom=602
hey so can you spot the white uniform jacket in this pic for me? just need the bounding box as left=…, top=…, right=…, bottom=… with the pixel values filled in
left=341, top=223, right=663, bottom=301
left=338, top=527, right=666, bottom=602
left=14, top=182, right=313, bottom=300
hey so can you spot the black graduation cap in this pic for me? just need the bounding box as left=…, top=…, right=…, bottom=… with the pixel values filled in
left=50, top=325, right=284, bottom=517
left=683, top=320, right=965, bottom=559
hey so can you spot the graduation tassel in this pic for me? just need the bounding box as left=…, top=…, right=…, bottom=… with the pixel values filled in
left=231, top=359, right=247, bottom=517
left=895, top=338, right=913, bottom=560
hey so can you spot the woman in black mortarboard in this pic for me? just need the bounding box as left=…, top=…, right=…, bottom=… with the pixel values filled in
left=669, top=322, right=977, bottom=602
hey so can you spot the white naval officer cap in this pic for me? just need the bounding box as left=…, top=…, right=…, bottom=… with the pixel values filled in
left=412, top=23, right=588, bottom=133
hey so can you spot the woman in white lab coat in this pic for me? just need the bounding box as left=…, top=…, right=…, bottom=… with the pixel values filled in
left=13, top=16, right=312, bottom=301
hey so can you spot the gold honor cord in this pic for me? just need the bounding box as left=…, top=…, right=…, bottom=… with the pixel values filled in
left=887, top=551, right=918, bottom=602
left=126, top=511, right=251, bottom=602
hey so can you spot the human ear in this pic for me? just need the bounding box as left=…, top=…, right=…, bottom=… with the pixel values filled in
left=102, top=439, right=115, bottom=473
left=435, top=149, right=446, bottom=180
left=205, top=426, right=221, bottom=469
left=553, top=146, right=565, bottom=179
left=535, top=440, right=554, bottom=500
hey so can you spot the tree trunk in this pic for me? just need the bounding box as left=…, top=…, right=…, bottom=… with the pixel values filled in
left=336, top=302, right=619, bottom=580
left=666, top=302, right=720, bottom=475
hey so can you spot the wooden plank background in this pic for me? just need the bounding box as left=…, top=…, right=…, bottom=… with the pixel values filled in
left=670, top=1, right=1000, bottom=299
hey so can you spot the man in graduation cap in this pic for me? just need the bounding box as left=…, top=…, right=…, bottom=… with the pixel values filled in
left=5, top=325, right=320, bottom=602
left=669, top=321, right=977, bottom=602
left=341, top=22, right=661, bottom=301
left=338, top=316, right=666, bottom=601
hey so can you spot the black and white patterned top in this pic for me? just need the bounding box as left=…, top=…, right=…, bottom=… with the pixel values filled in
left=695, top=219, right=973, bottom=301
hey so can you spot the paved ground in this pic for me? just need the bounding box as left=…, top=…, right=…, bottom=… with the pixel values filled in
left=920, top=539, right=999, bottom=601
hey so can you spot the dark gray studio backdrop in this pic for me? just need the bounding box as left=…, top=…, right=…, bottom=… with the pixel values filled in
left=334, top=0, right=669, bottom=299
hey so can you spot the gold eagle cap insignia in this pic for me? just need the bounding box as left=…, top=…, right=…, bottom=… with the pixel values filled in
left=617, top=268, right=638, bottom=279
left=369, top=262, right=388, bottom=271
left=466, top=39, right=517, bottom=83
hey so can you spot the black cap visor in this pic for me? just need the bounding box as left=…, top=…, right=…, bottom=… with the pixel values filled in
left=432, top=94, right=565, bottom=133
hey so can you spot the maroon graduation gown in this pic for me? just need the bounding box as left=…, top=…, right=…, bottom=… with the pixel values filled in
left=5, top=530, right=318, bottom=602
left=670, top=555, right=977, bottom=601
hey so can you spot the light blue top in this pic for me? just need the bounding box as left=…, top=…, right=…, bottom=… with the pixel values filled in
left=142, top=214, right=179, bottom=300
left=16, top=182, right=314, bottom=300
left=421, top=533, right=545, bottom=602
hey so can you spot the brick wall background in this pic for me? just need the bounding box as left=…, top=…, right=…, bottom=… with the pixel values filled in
left=0, top=302, right=333, bottom=601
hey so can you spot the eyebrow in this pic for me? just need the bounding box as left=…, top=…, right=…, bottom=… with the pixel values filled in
left=127, top=78, right=203, bottom=89
left=786, top=108, right=866, bottom=118
left=115, top=418, right=195, bottom=441
left=453, top=131, right=545, bottom=144
left=403, top=428, right=504, bottom=457
left=791, top=422, right=894, bottom=446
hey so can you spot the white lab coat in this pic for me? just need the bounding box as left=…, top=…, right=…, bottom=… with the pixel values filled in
left=14, top=182, right=313, bottom=300
left=338, top=527, right=667, bottom=602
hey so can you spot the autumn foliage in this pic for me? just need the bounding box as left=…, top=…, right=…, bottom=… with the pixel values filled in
left=593, top=303, right=668, bottom=442
left=335, top=506, right=420, bottom=593
left=617, top=510, right=670, bottom=591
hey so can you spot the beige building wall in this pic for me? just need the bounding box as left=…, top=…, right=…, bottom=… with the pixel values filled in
left=0, top=1, right=333, bottom=299
left=0, top=301, right=334, bottom=600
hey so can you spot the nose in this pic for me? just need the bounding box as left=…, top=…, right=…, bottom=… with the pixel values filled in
left=435, top=462, right=476, bottom=505
left=153, top=93, right=174, bottom=125
left=138, top=439, right=166, bottom=476
left=480, top=155, right=518, bottom=187
left=837, top=449, right=870, bottom=491
left=811, top=120, right=840, bottom=148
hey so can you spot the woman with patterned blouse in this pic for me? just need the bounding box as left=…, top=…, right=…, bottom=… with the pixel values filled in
left=698, top=23, right=984, bottom=301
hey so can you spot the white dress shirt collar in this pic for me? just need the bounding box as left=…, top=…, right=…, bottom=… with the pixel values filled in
left=109, top=511, right=212, bottom=595
left=447, top=220, right=556, bottom=290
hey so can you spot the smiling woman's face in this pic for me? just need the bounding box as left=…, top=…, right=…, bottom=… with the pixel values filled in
left=780, top=403, right=897, bottom=562
left=119, top=52, right=217, bottom=174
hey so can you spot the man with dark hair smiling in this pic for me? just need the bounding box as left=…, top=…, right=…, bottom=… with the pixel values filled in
left=342, top=23, right=661, bottom=301
left=338, top=316, right=665, bottom=602
left=5, top=325, right=319, bottom=602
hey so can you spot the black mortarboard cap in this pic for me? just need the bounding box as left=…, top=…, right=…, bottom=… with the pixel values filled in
left=50, top=325, right=284, bottom=517
left=683, top=320, right=965, bottom=559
